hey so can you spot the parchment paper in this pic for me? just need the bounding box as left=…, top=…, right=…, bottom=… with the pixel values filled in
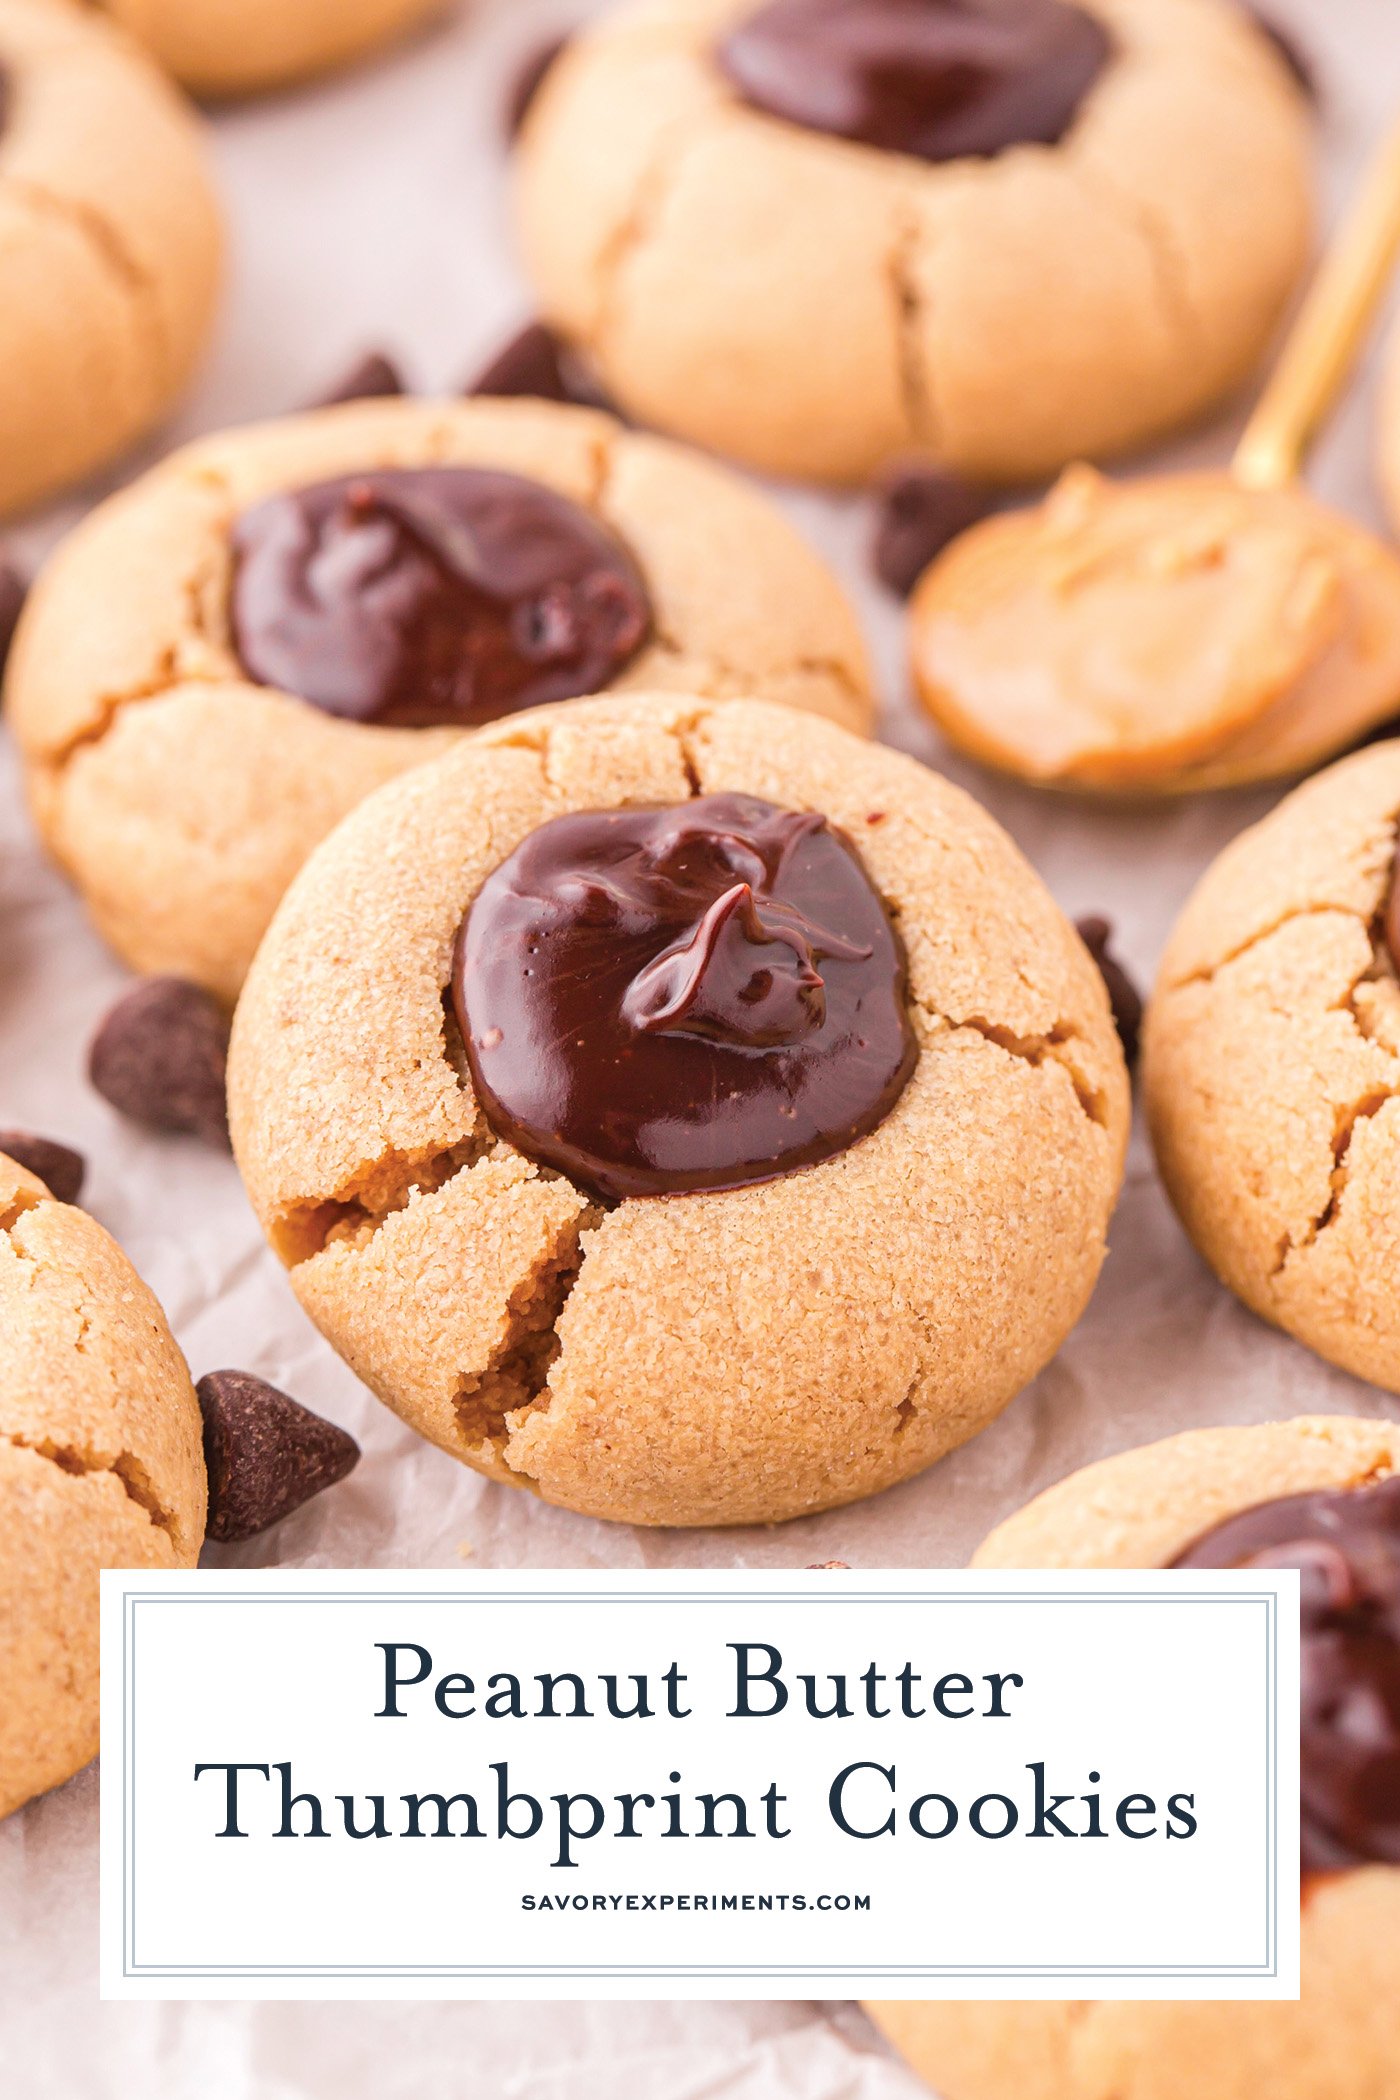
left=1, top=0, right=1397, bottom=2090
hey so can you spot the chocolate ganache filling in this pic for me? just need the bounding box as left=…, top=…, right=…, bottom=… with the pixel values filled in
left=229, top=467, right=651, bottom=729
left=1175, top=1476, right=1400, bottom=1874
left=453, top=793, right=918, bottom=1201
left=717, top=0, right=1111, bottom=164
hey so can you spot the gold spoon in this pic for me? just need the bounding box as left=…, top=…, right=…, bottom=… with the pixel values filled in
left=910, top=118, right=1400, bottom=796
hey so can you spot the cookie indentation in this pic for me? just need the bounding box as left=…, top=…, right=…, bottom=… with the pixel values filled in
left=716, top=0, right=1112, bottom=164
left=1176, top=1474, right=1400, bottom=1873
left=229, top=466, right=653, bottom=729
left=454, top=792, right=919, bottom=1200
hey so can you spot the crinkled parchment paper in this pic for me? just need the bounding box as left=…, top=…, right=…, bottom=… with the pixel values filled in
left=1, top=0, right=1397, bottom=2090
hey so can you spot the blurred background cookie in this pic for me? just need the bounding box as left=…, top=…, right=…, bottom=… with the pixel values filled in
left=3, top=395, right=871, bottom=1000
left=228, top=692, right=1128, bottom=1528
left=514, top=0, right=1312, bottom=484
left=868, top=1413, right=1400, bottom=2100
left=1145, top=741, right=1400, bottom=1392
left=0, top=0, right=221, bottom=517
left=101, top=0, right=449, bottom=98
left=0, top=1148, right=206, bottom=1821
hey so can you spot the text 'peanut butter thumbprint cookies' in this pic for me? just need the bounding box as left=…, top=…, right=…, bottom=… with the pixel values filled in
left=514, top=0, right=1312, bottom=486
left=228, top=694, right=1129, bottom=1529
left=0, top=1151, right=206, bottom=1821
left=1145, top=743, right=1400, bottom=1392
left=868, top=1416, right=1400, bottom=2100
left=101, top=0, right=445, bottom=97
left=0, top=0, right=221, bottom=517
left=3, top=397, right=870, bottom=1003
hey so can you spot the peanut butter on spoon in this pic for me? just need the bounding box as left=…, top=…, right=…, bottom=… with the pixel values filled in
left=912, top=120, right=1400, bottom=795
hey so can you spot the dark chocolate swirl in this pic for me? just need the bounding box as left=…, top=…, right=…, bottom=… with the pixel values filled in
left=453, top=792, right=918, bottom=1201
left=1176, top=1474, right=1400, bottom=1875
left=717, top=0, right=1111, bottom=165
left=229, top=466, right=651, bottom=730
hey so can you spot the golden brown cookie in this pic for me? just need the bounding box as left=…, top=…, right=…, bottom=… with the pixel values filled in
left=0, top=1151, right=206, bottom=1822
left=1145, top=744, right=1400, bottom=1388
left=4, top=396, right=871, bottom=1004
left=228, top=692, right=1129, bottom=1529
left=909, top=466, right=1400, bottom=793
left=0, top=0, right=221, bottom=518
left=866, top=1415, right=1400, bottom=2100
left=101, top=0, right=445, bottom=96
left=515, top=0, right=1312, bottom=486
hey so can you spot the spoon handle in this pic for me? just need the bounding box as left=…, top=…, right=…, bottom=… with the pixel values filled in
left=1233, top=116, right=1400, bottom=491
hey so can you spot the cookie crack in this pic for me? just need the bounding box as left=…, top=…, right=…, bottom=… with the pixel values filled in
left=1169, top=904, right=1379, bottom=992
left=904, top=994, right=1108, bottom=1130
left=653, top=636, right=869, bottom=719
left=272, top=1130, right=497, bottom=1267
left=43, top=545, right=239, bottom=776
left=0, top=1184, right=44, bottom=1237
left=1071, top=151, right=1201, bottom=360
left=888, top=195, right=937, bottom=450
left=7, top=175, right=169, bottom=380
left=586, top=426, right=623, bottom=514
left=453, top=1207, right=601, bottom=1472
left=588, top=111, right=717, bottom=362
left=1271, top=1086, right=1400, bottom=1276
left=674, top=717, right=708, bottom=797
left=0, top=1428, right=177, bottom=1543
left=881, top=898, right=1110, bottom=1129
left=957, top=1013, right=1110, bottom=1128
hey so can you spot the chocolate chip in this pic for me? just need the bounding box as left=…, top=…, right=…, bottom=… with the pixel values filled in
left=197, top=1370, right=361, bottom=1543
left=871, top=466, right=1001, bottom=597
left=88, top=978, right=231, bottom=1148
left=309, top=350, right=407, bottom=409
left=1244, top=6, right=1317, bottom=100
left=0, top=1132, right=85, bottom=1205
left=465, top=320, right=615, bottom=414
left=504, top=31, right=568, bottom=142
left=0, top=556, right=28, bottom=676
left=1075, top=915, right=1143, bottom=1068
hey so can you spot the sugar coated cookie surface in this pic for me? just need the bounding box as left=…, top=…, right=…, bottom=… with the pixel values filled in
left=868, top=1415, right=1400, bottom=2100
left=3, top=396, right=870, bottom=1002
left=0, top=0, right=221, bottom=516
left=0, top=1152, right=206, bottom=1822
left=515, top=0, right=1312, bottom=484
left=101, top=0, right=446, bottom=97
left=1145, top=744, right=1400, bottom=1390
left=228, top=692, right=1129, bottom=1529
